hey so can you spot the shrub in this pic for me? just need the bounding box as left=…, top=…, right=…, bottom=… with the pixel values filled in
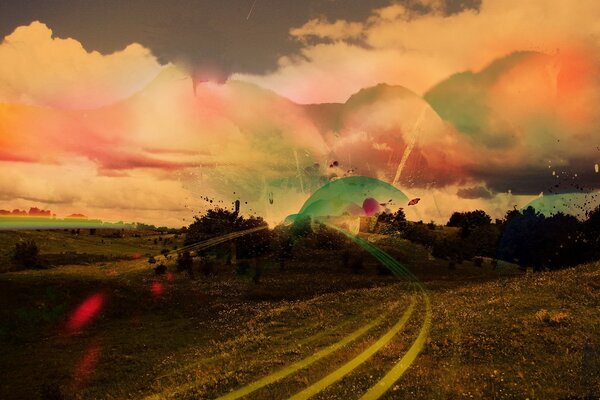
left=377, top=263, right=393, bottom=275
left=403, top=223, right=435, bottom=247
left=199, top=257, right=214, bottom=276
left=350, top=254, right=364, bottom=274
left=148, top=255, right=157, bottom=264
left=341, top=249, right=351, bottom=269
left=491, top=259, right=498, bottom=269
left=154, top=264, right=167, bottom=275
left=252, top=262, right=263, bottom=284
left=313, top=224, right=347, bottom=250
left=176, top=251, right=194, bottom=278
left=236, top=260, right=251, bottom=277
left=12, top=240, right=43, bottom=270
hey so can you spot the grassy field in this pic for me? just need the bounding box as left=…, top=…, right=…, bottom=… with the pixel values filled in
left=0, top=229, right=183, bottom=272
left=0, top=231, right=599, bottom=399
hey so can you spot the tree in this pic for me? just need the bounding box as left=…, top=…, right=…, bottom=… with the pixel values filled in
left=12, top=240, right=43, bottom=270
left=584, top=205, right=600, bottom=260
left=177, top=250, right=194, bottom=279
left=447, top=210, right=492, bottom=238
left=312, top=224, right=347, bottom=250
left=272, top=225, right=293, bottom=270
left=235, top=215, right=271, bottom=259
left=402, top=223, right=435, bottom=247
left=290, top=216, right=313, bottom=240
left=376, top=208, right=407, bottom=233
left=464, top=224, right=500, bottom=259
left=185, top=207, right=270, bottom=270
left=497, top=207, right=546, bottom=269
left=185, top=208, right=241, bottom=246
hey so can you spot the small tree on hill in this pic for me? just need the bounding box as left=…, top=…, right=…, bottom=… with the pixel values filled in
left=272, top=225, right=293, bottom=270
left=376, top=208, right=407, bottom=233
left=177, top=250, right=194, bottom=279
left=447, top=210, right=492, bottom=238
left=12, top=240, right=43, bottom=270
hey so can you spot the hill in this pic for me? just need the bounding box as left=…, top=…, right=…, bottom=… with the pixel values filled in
left=0, top=230, right=598, bottom=399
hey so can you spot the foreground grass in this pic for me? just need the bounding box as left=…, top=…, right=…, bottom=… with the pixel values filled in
left=0, top=234, right=598, bottom=399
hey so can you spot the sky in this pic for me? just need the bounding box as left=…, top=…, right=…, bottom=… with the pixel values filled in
left=0, top=0, right=599, bottom=226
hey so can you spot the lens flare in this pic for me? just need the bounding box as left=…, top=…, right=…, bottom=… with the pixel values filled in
left=66, top=293, right=105, bottom=332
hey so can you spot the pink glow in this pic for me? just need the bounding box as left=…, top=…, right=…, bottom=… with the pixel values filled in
left=151, top=281, right=164, bottom=297
left=72, top=341, right=102, bottom=385
left=66, top=293, right=105, bottom=332
left=362, top=198, right=380, bottom=216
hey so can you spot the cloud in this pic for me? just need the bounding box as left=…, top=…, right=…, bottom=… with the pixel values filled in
left=235, top=0, right=600, bottom=104
left=0, top=21, right=163, bottom=109
left=290, top=18, right=364, bottom=42
left=425, top=50, right=600, bottom=194
left=457, top=186, right=493, bottom=199
left=0, top=161, right=196, bottom=226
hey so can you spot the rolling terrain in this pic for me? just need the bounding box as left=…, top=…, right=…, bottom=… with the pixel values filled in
left=0, top=231, right=598, bottom=399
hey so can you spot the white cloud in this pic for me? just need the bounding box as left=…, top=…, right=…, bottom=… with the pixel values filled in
left=235, top=0, right=600, bottom=103
left=0, top=21, right=164, bottom=109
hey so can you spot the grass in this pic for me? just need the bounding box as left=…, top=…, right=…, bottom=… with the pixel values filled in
left=0, top=229, right=183, bottom=272
left=0, top=231, right=598, bottom=399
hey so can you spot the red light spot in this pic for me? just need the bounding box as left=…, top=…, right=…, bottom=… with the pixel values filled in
left=166, top=272, right=174, bottom=282
left=131, top=252, right=142, bottom=260
left=72, top=341, right=102, bottom=385
left=66, top=293, right=105, bottom=332
left=151, top=281, right=164, bottom=297
left=362, top=198, right=380, bottom=216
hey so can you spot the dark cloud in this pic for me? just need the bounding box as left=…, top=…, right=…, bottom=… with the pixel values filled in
left=470, top=157, right=600, bottom=196
left=457, top=186, right=493, bottom=199
left=0, top=0, right=393, bottom=76
left=397, top=0, right=481, bottom=16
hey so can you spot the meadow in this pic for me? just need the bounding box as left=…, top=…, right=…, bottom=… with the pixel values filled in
left=0, top=229, right=598, bottom=399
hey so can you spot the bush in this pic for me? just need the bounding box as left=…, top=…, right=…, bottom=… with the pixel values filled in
left=154, top=264, right=167, bottom=275
left=252, top=262, right=263, bottom=284
left=312, top=224, right=347, bottom=250
left=199, top=257, right=214, bottom=276
left=350, top=254, right=364, bottom=274
left=376, top=208, right=407, bottom=233
left=377, top=263, right=393, bottom=275
left=403, top=223, right=435, bottom=247
left=341, top=249, right=351, bottom=269
left=12, top=240, right=43, bottom=270
left=236, top=260, right=251, bottom=276
left=148, top=255, right=157, bottom=264
left=176, top=250, right=195, bottom=278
